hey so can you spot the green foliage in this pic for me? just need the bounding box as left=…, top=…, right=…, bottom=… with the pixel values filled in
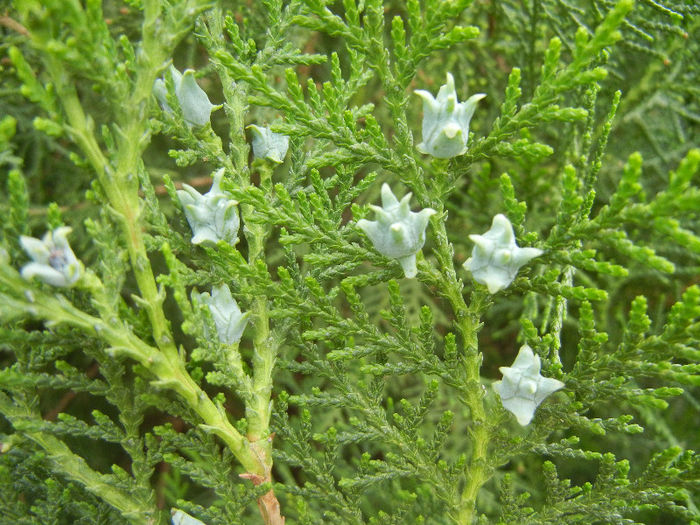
left=0, top=1, right=698, bottom=524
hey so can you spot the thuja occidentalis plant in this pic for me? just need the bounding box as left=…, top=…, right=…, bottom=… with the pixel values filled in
left=0, top=1, right=699, bottom=524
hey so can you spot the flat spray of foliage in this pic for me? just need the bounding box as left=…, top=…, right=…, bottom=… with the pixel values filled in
left=0, top=0, right=699, bottom=524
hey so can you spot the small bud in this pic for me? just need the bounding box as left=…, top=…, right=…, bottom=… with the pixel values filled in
left=177, top=169, right=240, bottom=246
left=493, top=345, right=565, bottom=426
left=357, top=184, right=436, bottom=278
left=19, top=227, right=83, bottom=287
left=415, top=72, right=485, bottom=158
left=463, top=214, right=542, bottom=293
left=248, top=124, right=289, bottom=163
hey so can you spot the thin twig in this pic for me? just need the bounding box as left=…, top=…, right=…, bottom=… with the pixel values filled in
left=0, top=14, right=30, bottom=36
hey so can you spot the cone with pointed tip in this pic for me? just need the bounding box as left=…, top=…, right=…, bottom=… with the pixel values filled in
left=415, top=72, right=486, bottom=158
left=196, top=284, right=250, bottom=344
left=154, top=66, right=220, bottom=127
left=357, top=184, right=435, bottom=278
left=463, top=214, right=542, bottom=293
left=19, top=227, right=83, bottom=287
left=248, top=124, right=290, bottom=163
left=177, top=169, right=240, bottom=246
left=493, top=345, right=565, bottom=425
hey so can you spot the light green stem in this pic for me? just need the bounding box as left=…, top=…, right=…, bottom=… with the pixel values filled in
left=17, top=3, right=284, bottom=522
left=32, top=0, right=268, bottom=481
left=452, top=294, right=491, bottom=525
left=214, top=50, right=277, bottom=452
left=426, top=212, right=492, bottom=524
left=216, top=56, right=285, bottom=523
left=245, top=163, right=274, bottom=445
left=454, top=302, right=490, bottom=525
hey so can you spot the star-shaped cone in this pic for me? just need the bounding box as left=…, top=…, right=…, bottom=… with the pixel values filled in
left=19, top=227, right=83, bottom=287
left=177, top=169, right=240, bottom=246
left=493, top=345, right=565, bottom=426
left=415, top=72, right=486, bottom=159
left=463, top=214, right=543, bottom=293
left=357, top=184, right=435, bottom=278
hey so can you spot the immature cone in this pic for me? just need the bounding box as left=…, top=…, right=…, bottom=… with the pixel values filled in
left=177, top=169, right=240, bottom=246
left=415, top=72, right=486, bottom=158
left=248, top=124, right=290, bottom=163
left=19, top=226, right=83, bottom=287
left=493, top=345, right=565, bottom=425
left=357, top=183, right=435, bottom=278
left=154, top=65, right=219, bottom=127
left=463, top=214, right=542, bottom=293
left=196, top=284, right=250, bottom=344
left=171, top=509, right=206, bottom=525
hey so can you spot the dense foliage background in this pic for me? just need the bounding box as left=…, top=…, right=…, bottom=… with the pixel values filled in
left=0, top=1, right=698, bottom=524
